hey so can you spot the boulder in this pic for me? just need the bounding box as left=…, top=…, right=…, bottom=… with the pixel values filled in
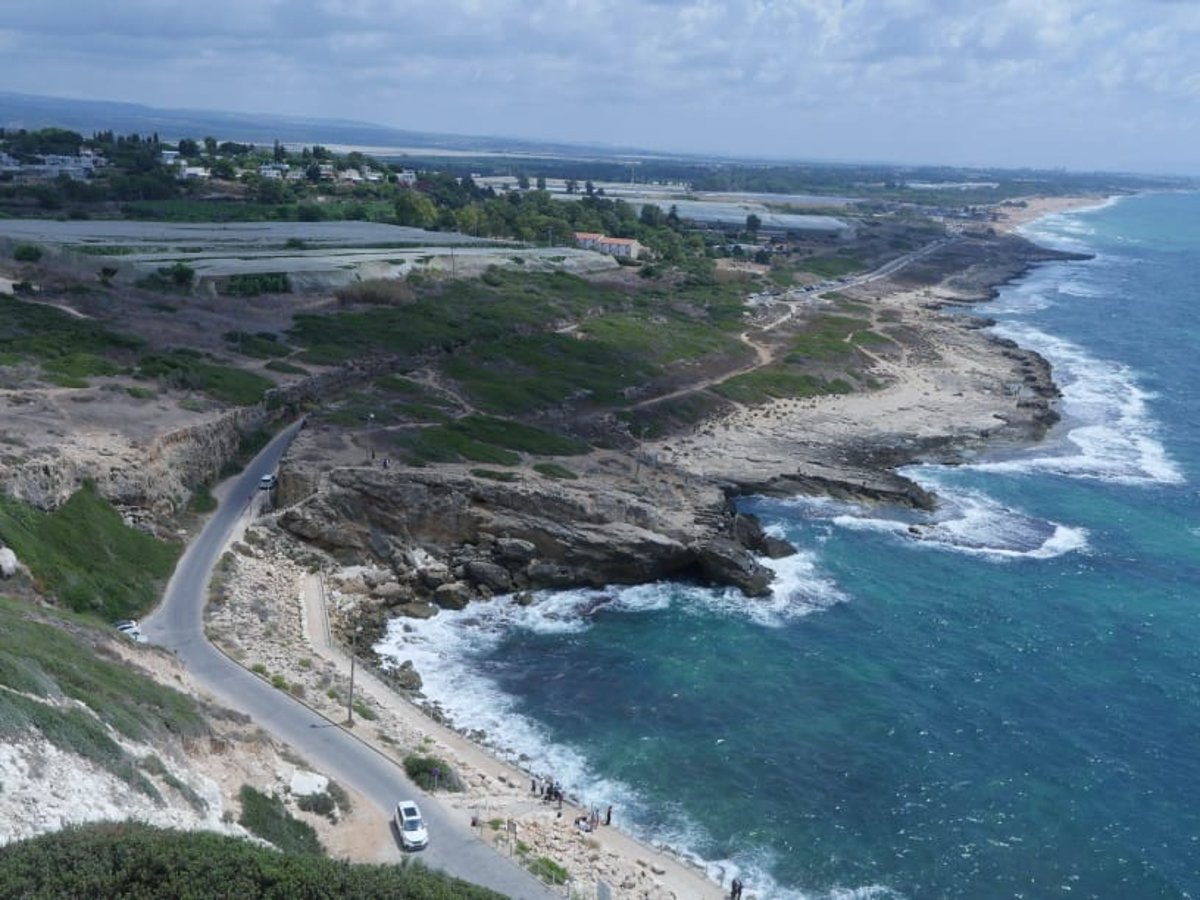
left=495, top=537, right=537, bottom=564
left=692, top=538, right=774, bottom=597
left=465, top=560, right=513, bottom=592
left=433, top=582, right=472, bottom=610
left=386, top=659, right=423, bottom=691
left=418, top=563, right=452, bottom=589
left=0, top=547, right=17, bottom=578
left=394, top=601, right=439, bottom=620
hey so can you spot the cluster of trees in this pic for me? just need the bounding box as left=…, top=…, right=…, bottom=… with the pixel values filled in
left=0, top=127, right=730, bottom=266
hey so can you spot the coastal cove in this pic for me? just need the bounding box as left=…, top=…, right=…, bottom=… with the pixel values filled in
left=373, top=193, right=1200, bottom=898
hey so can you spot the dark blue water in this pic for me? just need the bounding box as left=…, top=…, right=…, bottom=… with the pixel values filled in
left=379, top=194, right=1200, bottom=898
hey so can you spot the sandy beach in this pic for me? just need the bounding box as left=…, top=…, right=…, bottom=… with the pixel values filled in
left=197, top=195, right=1098, bottom=898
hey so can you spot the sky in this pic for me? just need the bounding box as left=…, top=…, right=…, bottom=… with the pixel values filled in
left=2, top=0, right=1199, bottom=173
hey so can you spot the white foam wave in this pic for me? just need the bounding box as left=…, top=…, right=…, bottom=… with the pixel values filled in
left=375, top=585, right=885, bottom=900
left=831, top=479, right=1088, bottom=560
left=704, top=848, right=903, bottom=900
left=980, top=323, right=1183, bottom=485
left=375, top=596, right=637, bottom=811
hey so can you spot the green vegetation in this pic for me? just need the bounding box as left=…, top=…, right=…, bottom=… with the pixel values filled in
left=222, top=272, right=292, bottom=296
left=0, top=597, right=206, bottom=787
left=533, top=462, right=578, bottom=480
left=785, top=314, right=877, bottom=361
left=714, top=370, right=854, bottom=404
left=139, top=754, right=208, bottom=812
left=238, top=785, right=324, bottom=856
left=0, top=483, right=180, bottom=620
left=471, top=468, right=520, bottom=482
left=797, top=255, right=864, bottom=278
left=0, top=294, right=144, bottom=376
left=0, top=689, right=160, bottom=801
left=449, top=415, right=588, bottom=455
left=187, top=484, right=217, bottom=514
left=403, top=754, right=463, bottom=792
left=264, top=358, right=308, bottom=375
left=13, top=243, right=43, bottom=262
left=137, top=350, right=274, bottom=406
left=223, top=330, right=294, bottom=359
left=135, top=262, right=196, bottom=291
left=0, top=823, right=506, bottom=898
left=526, top=855, right=571, bottom=886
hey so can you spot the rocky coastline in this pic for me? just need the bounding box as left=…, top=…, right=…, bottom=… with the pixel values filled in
left=260, top=228, right=1090, bottom=657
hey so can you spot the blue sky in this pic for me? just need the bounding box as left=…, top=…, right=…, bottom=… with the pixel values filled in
left=2, top=0, right=1198, bottom=173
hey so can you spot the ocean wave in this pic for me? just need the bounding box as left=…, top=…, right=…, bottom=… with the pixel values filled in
left=374, top=599, right=637, bottom=807
left=765, top=490, right=1085, bottom=560
left=375, top=586, right=880, bottom=900
left=980, top=323, right=1183, bottom=485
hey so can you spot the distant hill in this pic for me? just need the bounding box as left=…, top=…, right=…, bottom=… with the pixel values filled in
left=0, top=91, right=654, bottom=161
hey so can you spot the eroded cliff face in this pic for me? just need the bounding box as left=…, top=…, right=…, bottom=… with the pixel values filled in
left=277, top=460, right=784, bottom=604
left=0, top=362, right=381, bottom=519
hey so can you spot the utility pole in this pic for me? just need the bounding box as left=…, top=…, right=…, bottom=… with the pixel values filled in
left=346, top=625, right=360, bottom=726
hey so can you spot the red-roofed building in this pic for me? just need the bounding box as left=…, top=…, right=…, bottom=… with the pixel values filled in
left=574, top=232, right=642, bottom=260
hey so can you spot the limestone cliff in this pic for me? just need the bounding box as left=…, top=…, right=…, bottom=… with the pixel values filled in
left=277, top=460, right=783, bottom=602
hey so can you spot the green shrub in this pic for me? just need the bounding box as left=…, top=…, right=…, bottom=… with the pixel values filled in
left=532, top=462, right=578, bottom=480
left=402, top=754, right=463, bottom=792
left=470, top=468, right=520, bottom=482
left=222, top=273, right=291, bottom=296
left=13, top=244, right=43, bottom=263
left=265, top=359, right=307, bottom=375
left=296, top=792, right=336, bottom=817
left=237, top=785, right=324, bottom=856
left=0, top=823, right=505, bottom=897
left=527, top=855, right=570, bottom=886
left=187, top=484, right=217, bottom=514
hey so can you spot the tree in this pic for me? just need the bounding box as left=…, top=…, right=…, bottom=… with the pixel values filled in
left=585, top=180, right=595, bottom=196
left=177, top=138, right=200, bottom=157
left=565, top=178, right=578, bottom=194
left=746, top=213, right=762, bottom=236
left=640, top=203, right=665, bottom=228
left=393, top=190, right=437, bottom=228
left=203, top=136, right=217, bottom=156
left=273, top=139, right=286, bottom=162
left=536, top=175, right=546, bottom=191
left=516, top=173, right=530, bottom=190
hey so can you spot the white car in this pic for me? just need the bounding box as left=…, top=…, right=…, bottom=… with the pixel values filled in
left=114, top=619, right=148, bottom=644
left=394, top=800, right=428, bottom=850
left=259, top=473, right=277, bottom=491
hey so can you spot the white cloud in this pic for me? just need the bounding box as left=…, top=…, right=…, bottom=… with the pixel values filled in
left=3, top=0, right=1199, bottom=170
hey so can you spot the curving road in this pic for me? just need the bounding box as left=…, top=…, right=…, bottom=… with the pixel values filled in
left=142, top=422, right=556, bottom=899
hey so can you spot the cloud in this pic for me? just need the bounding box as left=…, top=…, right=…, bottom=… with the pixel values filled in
left=3, top=0, right=1199, bottom=169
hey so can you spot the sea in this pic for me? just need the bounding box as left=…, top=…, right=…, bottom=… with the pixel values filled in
left=377, top=192, right=1200, bottom=898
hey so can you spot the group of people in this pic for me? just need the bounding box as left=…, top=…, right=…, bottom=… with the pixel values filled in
left=729, top=876, right=745, bottom=899
left=573, top=805, right=612, bottom=832
left=532, top=777, right=563, bottom=804
left=531, top=777, right=613, bottom=830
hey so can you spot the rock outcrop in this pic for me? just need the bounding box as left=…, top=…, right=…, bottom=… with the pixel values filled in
left=279, top=464, right=782, bottom=602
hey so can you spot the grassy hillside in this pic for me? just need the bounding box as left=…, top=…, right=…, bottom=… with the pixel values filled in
left=0, top=822, right=506, bottom=899
left=0, top=597, right=206, bottom=800
left=0, top=482, right=179, bottom=620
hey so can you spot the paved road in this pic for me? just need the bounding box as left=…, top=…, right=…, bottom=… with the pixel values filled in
left=142, top=422, right=556, bottom=899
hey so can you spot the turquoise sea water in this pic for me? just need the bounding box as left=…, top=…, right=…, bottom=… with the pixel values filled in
left=379, top=193, right=1200, bottom=898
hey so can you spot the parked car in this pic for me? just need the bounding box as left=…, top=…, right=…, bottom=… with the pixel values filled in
left=113, top=619, right=147, bottom=644
left=259, top=473, right=277, bottom=491
left=394, top=800, right=428, bottom=850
